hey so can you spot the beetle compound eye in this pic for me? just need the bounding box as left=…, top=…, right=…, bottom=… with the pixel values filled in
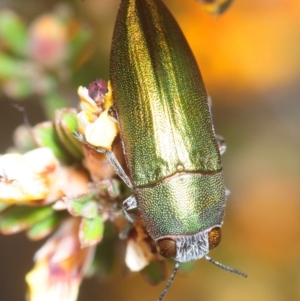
left=156, top=238, right=176, bottom=258
left=208, top=227, right=222, bottom=250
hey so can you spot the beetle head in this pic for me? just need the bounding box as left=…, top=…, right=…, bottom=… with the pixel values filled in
left=155, top=226, right=221, bottom=262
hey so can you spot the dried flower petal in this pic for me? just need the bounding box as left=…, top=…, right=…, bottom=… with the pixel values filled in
left=84, top=109, right=118, bottom=149
left=0, top=147, right=59, bottom=204
left=77, top=86, right=98, bottom=121
left=82, top=145, right=116, bottom=182
left=48, top=166, right=89, bottom=202
left=77, top=81, right=118, bottom=150
left=26, top=218, right=95, bottom=301
left=125, top=221, right=159, bottom=272
left=52, top=200, right=67, bottom=211
left=125, top=238, right=150, bottom=272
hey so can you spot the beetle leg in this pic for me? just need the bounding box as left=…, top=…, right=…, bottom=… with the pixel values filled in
left=104, top=151, right=134, bottom=189
left=123, top=195, right=138, bottom=223
left=74, top=131, right=134, bottom=189
left=119, top=222, right=133, bottom=240
left=216, top=134, right=226, bottom=155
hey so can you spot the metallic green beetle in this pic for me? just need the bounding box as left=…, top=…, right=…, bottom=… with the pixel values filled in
left=110, top=0, right=226, bottom=263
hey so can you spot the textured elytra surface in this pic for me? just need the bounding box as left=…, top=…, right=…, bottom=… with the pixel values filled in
left=135, top=172, right=226, bottom=240
left=110, top=0, right=221, bottom=186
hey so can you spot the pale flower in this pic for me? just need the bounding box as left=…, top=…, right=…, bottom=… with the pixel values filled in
left=77, top=81, right=118, bottom=150
left=125, top=221, right=159, bottom=272
left=47, top=166, right=90, bottom=205
left=126, top=239, right=150, bottom=272
left=0, top=147, right=59, bottom=204
left=26, top=218, right=95, bottom=301
left=28, top=14, right=68, bottom=68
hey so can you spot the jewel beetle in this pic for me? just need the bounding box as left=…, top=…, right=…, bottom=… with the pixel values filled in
left=107, top=0, right=246, bottom=299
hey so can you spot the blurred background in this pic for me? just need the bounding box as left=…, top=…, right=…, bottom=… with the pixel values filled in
left=0, top=0, right=300, bottom=300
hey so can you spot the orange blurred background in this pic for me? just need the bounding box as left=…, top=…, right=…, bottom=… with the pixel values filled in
left=1, top=0, right=300, bottom=300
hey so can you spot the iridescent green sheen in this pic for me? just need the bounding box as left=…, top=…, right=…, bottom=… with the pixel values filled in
left=136, top=173, right=225, bottom=240
left=110, top=0, right=221, bottom=186
left=110, top=0, right=225, bottom=239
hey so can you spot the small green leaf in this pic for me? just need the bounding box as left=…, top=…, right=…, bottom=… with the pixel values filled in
left=0, top=53, right=22, bottom=78
left=97, top=179, right=123, bottom=198
left=79, top=214, right=104, bottom=248
left=54, top=108, right=83, bottom=160
left=0, top=205, right=53, bottom=235
left=0, top=10, right=28, bottom=55
left=32, top=121, right=71, bottom=164
left=86, top=222, right=117, bottom=278
left=141, top=260, right=166, bottom=286
left=64, top=192, right=96, bottom=217
left=26, top=212, right=62, bottom=241
left=81, top=201, right=98, bottom=219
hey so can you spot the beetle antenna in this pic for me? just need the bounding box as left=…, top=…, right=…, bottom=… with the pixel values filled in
left=12, top=104, right=30, bottom=126
left=157, top=261, right=180, bottom=301
left=205, top=256, right=247, bottom=278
